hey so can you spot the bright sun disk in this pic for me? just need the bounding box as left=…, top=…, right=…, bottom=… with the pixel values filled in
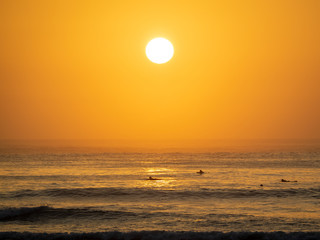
left=146, top=38, right=174, bottom=64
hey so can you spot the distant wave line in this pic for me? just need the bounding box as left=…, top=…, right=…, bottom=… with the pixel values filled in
left=1, top=187, right=319, bottom=199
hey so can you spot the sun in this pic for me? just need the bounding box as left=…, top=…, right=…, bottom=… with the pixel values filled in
left=146, top=38, right=174, bottom=64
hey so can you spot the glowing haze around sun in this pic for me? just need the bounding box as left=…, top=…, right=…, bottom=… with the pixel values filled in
left=146, top=38, right=174, bottom=64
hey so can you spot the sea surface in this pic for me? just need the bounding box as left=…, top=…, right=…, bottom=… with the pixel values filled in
left=0, top=149, right=320, bottom=239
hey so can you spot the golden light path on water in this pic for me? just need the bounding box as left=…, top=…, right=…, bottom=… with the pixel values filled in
left=139, top=168, right=177, bottom=188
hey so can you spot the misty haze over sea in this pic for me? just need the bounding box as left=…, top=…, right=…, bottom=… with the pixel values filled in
left=1, top=139, right=319, bottom=153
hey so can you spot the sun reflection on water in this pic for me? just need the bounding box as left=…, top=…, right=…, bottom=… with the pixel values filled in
left=140, top=168, right=177, bottom=189
left=145, top=168, right=174, bottom=174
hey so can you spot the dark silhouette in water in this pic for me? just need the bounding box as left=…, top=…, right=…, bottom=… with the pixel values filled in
left=281, top=179, right=297, bottom=182
left=148, top=176, right=161, bottom=180
left=260, top=184, right=263, bottom=187
left=197, top=170, right=204, bottom=174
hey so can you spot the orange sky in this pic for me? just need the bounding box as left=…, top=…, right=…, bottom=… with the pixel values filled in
left=1, top=0, right=319, bottom=142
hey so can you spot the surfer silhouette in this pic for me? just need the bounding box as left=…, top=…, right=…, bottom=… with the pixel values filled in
left=197, top=170, right=204, bottom=174
left=148, top=176, right=160, bottom=180
left=281, top=179, right=297, bottom=182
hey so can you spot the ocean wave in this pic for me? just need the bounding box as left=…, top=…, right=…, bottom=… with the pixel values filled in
left=0, top=231, right=319, bottom=240
left=0, top=206, right=265, bottom=223
left=2, top=187, right=320, bottom=200
left=0, top=206, right=136, bottom=222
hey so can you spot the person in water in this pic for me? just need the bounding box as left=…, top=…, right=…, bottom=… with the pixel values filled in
left=148, top=176, right=160, bottom=180
left=281, top=179, right=298, bottom=182
left=197, top=170, right=204, bottom=174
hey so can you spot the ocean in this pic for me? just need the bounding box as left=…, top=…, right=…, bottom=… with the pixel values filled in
left=0, top=148, right=320, bottom=239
